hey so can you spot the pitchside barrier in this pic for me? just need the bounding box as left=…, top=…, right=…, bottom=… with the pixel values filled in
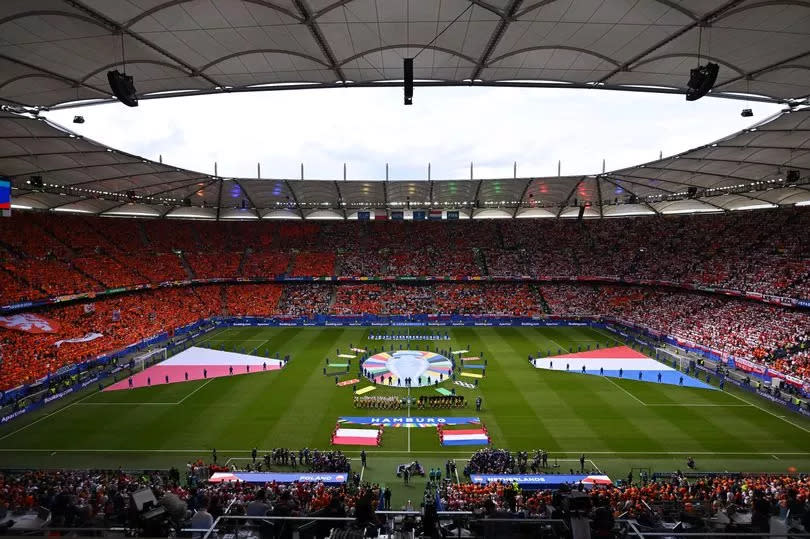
left=3, top=315, right=808, bottom=426
left=3, top=275, right=808, bottom=315
left=19, top=519, right=810, bottom=538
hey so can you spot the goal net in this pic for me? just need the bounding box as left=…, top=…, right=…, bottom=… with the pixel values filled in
left=132, top=347, right=167, bottom=372
left=655, top=346, right=692, bottom=372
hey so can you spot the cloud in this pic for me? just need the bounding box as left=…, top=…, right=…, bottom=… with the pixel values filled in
left=46, top=87, right=782, bottom=181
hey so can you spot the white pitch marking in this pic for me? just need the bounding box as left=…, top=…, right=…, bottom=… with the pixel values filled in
left=0, top=388, right=99, bottom=442
left=176, top=379, right=214, bottom=404
left=603, top=375, right=647, bottom=406
left=407, top=387, right=411, bottom=453
left=78, top=402, right=177, bottom=406
left=360, top=465, right=365, bottom=482
left=644, top=404, right=751, bottom=407
left=723, top=388, right=810, bottom=434
left=248, top=338, right=272, bottom=355
left=772, top=454, right=780, bottom=460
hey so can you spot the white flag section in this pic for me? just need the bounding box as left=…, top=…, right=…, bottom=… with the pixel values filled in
left=0, top=313, right=60, bottom=333
left=53, top=332, right=104, bottom=348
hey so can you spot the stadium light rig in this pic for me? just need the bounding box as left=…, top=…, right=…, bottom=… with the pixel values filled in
left=404, top=58, right=413, bottom=105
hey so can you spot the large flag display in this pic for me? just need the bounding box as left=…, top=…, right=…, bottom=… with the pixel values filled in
left=339, top=416, right=480, bottom=428
left=438, top=422, right=490, bottom=446
left=0, top=313, right=60, bottom=333
left=209, top=472, right=347, bottom=485
left=470, top=474, right=612, bottom=490
left=54, top=332, right=103, bottom=347
left=331, top=427, right=381, bottom=446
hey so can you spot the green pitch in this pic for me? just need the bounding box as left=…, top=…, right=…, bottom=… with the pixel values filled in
left=2, top=326, right=810, bottom=508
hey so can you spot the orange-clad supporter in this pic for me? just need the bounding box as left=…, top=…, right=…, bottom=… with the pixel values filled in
left=0, top=213, right=71, bottom=258
left=142, top=219, right=199, bottom=253
left=0, top=287, right=223, bottom=390
left=194, top=284, right=225, bottom=315
left=186, top=252, right=242, bottom=279
left=4, top=257, right=100, bottom=297
left=278, top=223, right=321, bottom=247
left=73, top=255, right=146, bottom=288
left=241, top=251, right=291, bottom=277
left=440, top=472, right=810, bottom=519
left=35, top=214, right=118, bottom=255
left=290, top=251, right=336, bottom=277
left=0, top=469, right=367, bottom=522
left=0, top=254, right=44, bottom=302
left=2, top=208, right=809, bottom=299
left=225, top=284, right=282, bottom=316
left=330, top=284, right=543, bottom=316
left=195, top=220, right=229, bottom=252
left=114, top=253, right=188, bottom=282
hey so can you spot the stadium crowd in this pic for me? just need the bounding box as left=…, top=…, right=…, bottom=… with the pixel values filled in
left=2, top=281, right=809, bottom=392
left=5, top=464, right=806, bottom=535
left=2, top=209, right=808, bottom=305
left=1, top=208, right=809, bottom=392
left=439, top=471, right=810, bottom=532
left=465, top=449, right=516, bottom=475
left=0, top=468, right=378, bottom=533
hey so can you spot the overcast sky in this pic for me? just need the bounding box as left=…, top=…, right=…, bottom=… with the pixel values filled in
left=46, top=87, right=783, bottom=181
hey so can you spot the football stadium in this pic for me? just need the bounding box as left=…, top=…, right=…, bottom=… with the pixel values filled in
left=0, top=1, right=809, bottom=537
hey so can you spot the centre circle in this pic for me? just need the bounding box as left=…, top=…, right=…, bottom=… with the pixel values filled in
left=362, top=350, right=453, bottom=387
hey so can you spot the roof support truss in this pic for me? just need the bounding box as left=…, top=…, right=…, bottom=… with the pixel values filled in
left=293, top=0, right=345, bottom=82
left=512, top=178, right=533, bottom=217
left=284, top=179, right=304, bottom=217
left=470, top=0, right=523, bottom=80
left=599, top=175, right=661, bottom=215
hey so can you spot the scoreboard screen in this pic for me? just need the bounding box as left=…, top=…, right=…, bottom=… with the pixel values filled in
left=0, top=177, right=10, bottom=216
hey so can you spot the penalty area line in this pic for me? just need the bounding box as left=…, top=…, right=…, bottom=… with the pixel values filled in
left=0, top=388, right=98, bottom=442
left=248, top=338, right=272, bottom=355
left=722, top=388, right=810, bottom=435
left=644, top=403, right=751, bottom=407
left=176, top=379, right=214, bottom=404
left=602, top=376, right=647, bottom=406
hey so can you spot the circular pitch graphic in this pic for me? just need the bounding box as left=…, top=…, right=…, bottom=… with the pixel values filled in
left=363, top=350, right=453, bottom=387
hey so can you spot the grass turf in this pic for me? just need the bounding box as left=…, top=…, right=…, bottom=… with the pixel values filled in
left=2, top=326, right=810, bottom=508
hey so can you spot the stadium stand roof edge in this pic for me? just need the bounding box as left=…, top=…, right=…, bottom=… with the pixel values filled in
left=2, top=105, right=809, bottom=219
left=0, top=1, right=808, bottom=108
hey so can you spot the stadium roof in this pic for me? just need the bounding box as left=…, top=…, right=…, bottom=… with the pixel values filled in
left=3, top=106, right=809, bottom=219
left=0, top=0, right=808, bottom=109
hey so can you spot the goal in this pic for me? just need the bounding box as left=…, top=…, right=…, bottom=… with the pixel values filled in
left=132, top=347, right=167, bottom=372
left=655, top=346, right=692, bottom=372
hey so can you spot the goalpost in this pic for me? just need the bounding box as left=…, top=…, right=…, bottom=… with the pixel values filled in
left=132, top=348, right=167, bottom=372
left=655, top=346, right=692, bottom=372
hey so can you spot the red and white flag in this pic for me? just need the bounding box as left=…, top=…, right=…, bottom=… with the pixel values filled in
left=0, top=313, right=60, bottom=334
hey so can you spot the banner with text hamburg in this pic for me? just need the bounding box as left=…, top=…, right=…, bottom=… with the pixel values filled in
left=338, top=416, right=480, bottom=427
